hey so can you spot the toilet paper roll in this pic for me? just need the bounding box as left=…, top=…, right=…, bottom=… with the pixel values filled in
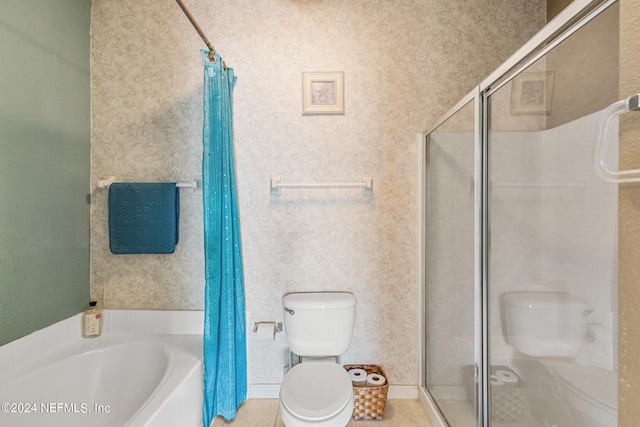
left=489, top=374, right=504, bottom=386
left=366, top=373, right=386, bottom=387
left=349, top=369, right=367, bottom=386
left=255, top=322, right=276, bottom=342
left=494, top=369, right=518, bottom=383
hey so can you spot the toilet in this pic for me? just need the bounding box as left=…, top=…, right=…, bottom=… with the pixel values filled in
left=279, top=292, right=357, bottom=427
left=504, top=292, right=617, bottom=427
left=504, top=292, right=591, bottom=358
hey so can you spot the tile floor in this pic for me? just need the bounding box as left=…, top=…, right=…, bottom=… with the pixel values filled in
left=213, top=399, right=434, bottom=427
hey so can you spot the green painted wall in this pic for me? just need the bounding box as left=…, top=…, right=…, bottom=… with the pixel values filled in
left=0, top=1, right=91, bottom=345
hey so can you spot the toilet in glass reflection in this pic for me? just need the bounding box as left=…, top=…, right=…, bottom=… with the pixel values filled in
left=279, top=292, right=356, bottom=427
left=504, top=292, right=616, bottom=427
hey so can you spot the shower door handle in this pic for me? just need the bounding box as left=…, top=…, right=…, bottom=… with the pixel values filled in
left=593, top=93, right=640, bottom=183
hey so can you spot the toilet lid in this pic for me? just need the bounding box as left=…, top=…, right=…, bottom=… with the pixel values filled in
left=280, top=362, right=353, bottom=421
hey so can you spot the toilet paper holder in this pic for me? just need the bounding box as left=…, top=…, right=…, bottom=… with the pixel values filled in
left=253, top=322, right=283, bottom=334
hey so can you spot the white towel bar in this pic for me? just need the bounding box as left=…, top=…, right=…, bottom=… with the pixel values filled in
left=270, top=176, right=373, bottom=196
left=491, top=181, right=587, bottom=189
left=97, top=176, right=200, bottom=189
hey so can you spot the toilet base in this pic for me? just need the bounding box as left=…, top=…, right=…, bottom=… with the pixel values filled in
left=279, top=394, right=354, bottom=427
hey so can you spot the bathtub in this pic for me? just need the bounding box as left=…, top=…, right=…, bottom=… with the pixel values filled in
left=0, top=333, right=203, bottom=427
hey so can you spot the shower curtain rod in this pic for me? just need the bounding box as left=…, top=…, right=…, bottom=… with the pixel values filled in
left=175, top=0, right=216, bottom=62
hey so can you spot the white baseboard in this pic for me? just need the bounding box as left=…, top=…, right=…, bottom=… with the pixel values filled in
left=387, top=385, right=419, bottom=399
left=418, top=387, right=447, bottom=427
left=248, top=383, right=281, bottom=399
left=248, top=384, right=419, bottom=400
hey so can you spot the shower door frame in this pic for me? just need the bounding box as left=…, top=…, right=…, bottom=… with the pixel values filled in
left=420, top=87, right=483, bottom=427
left=421, top=0, right=619, bottom=425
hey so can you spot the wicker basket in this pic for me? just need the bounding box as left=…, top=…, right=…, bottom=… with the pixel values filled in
left=463, top=365, right=527, bottom=423
left=344, top=364, right=389, bottom=421
left=489, top=366, right=526, bottom=423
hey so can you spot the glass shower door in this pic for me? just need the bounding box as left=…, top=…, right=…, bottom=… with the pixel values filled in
left=485, top=4, right=619, bottom=426
left=425, top=98, right=478, bottom=427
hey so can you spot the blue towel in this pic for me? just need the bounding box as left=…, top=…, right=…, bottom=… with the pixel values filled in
left=108, top=183, right=179, bottom=254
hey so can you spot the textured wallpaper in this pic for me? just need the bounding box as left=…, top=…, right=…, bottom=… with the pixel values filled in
left=90, top=0, right=544, bottom=386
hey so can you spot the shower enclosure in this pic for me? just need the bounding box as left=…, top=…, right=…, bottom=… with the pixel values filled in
left=422, top=1, right=620, bottom=426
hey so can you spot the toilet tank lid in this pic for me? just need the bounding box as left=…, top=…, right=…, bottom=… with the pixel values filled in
left=504, top=292, right=589, bottom=310
left=283, top=292, right=356, bottom=310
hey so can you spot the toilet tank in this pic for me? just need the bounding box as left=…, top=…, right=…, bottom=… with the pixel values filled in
left=283, top=292, right=356, bottom=357
left=504, top=292, right=590, bottom=358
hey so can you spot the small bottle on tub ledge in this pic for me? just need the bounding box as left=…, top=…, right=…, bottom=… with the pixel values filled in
left=82, top=301, right=103, bottom=338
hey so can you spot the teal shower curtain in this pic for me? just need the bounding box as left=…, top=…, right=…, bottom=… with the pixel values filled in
left=201, top=50, right=246, bottom=425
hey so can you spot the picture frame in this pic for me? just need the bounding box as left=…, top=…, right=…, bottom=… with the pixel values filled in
left=302, top=72, right=344, bottom=115
left=510, top=71, right=555, bottom=114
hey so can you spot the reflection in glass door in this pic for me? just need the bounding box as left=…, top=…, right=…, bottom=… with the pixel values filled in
left=485, top=4, right=619, bottom=426
left=423, top=2, right=620, bottom=426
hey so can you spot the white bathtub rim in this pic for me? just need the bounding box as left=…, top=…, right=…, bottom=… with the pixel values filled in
left=0, top=333, right=203, bottom=427
left=0, top=310, right=204, bottom=384
left=125, top=335, right=204, bottom=426
left=0, top=334, right=186, bottom=384
left=128, top=355, right=203, bottom=427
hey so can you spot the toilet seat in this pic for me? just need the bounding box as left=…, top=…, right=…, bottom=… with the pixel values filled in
left=280, top=362, right=353, bottom=421
left=551, top=363, right=616, bottom=410
left=549, top=363, right=617, bottom=426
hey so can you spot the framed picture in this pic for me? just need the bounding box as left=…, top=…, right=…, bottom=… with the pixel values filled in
left=302, top=72, right=344, bottom=115
left=510, top=71, right=555, bottom=114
